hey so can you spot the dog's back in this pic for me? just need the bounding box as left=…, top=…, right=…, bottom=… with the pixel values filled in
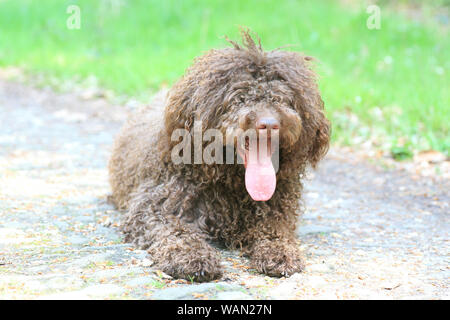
left=108, top=96, right=166, bottom=210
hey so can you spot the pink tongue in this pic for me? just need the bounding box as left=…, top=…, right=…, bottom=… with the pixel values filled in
left=244, top=147, right=276, bottom=201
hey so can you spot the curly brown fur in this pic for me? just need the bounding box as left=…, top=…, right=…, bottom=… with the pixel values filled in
left=108, top=29, right=330, bottom=282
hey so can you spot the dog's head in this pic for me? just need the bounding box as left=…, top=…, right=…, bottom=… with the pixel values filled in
left=164, top=29, right=330, bottom=200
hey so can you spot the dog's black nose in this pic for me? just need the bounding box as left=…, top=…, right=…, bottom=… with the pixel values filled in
left=256, top=117, right=280, bottom=130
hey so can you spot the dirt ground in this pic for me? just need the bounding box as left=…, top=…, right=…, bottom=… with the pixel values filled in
left=0, top=78, right=448, bottom=299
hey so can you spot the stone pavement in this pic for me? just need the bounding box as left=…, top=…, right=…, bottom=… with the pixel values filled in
left=0, top=79, right=448, bottom=299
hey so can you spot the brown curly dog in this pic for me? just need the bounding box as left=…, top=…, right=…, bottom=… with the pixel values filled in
left=108, top=30, right=330, bottom=282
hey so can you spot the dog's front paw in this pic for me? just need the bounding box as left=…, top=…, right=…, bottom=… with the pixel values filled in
left=250, top=240, right=305, bottom=277
left=150, top=240, right=223, bottom=282
left=171, top=257, right=223, bottom=282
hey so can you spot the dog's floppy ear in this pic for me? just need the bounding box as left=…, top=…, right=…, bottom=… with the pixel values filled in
left=281, top=53, right=330, bottom=167
left=307, top=104, right=330, bottom=168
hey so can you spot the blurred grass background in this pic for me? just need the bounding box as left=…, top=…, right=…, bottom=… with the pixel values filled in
left=0, top=0, right=448, bottom=156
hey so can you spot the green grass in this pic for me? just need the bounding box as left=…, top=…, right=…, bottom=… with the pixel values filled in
left=0, top=0, right=448, bottom=155
left=149, top=279, right=166, bottom=289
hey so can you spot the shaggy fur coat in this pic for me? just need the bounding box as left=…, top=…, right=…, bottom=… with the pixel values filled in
left=109, top=30, right=330, bottom=282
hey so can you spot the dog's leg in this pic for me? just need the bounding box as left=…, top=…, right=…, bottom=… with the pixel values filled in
left=121, top=179, right=222, bottom=282
left=245, top=214, right=305, bottom=277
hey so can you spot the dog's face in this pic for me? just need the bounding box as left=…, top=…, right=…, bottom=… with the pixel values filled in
left=221, top=79, right=304, bottom=162
left=164, top=32, right=330, bottom=201
left=215, top=60, right=328, bottom=200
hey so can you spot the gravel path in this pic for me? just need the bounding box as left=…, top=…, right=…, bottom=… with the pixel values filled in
left=0, top=79, right=448, bottom=299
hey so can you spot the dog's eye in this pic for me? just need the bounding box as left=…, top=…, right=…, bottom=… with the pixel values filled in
left=280, top=105, right=297, bottom=114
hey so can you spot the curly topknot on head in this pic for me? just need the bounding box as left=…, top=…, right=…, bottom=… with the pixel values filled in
left=225, top=27, right=267, bottom=66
